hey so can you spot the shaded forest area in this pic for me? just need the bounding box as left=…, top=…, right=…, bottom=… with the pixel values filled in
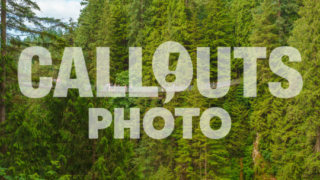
left=1, top=0, right=320, bottom=179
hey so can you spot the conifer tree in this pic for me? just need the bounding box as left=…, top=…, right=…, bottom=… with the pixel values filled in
left=249, top=0, right=281, bottom=178
left=200, top=0, right=233, bottom=79
left=281, top=0, right=320, bottom=178
left=0, top=0, right=65, bottom=123
left=230, top=0, right=258, bottom=47
left=249, top=0, right=305, bottom=178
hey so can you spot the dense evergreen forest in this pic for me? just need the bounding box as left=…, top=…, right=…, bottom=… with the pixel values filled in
left=1, top=0, right=320, bottom=179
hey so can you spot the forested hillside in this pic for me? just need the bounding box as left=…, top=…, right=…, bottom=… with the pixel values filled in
left=1, top=0, right=320, bottom=179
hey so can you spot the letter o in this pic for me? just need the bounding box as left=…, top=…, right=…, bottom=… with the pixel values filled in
left=200, top=107, right=231, bottom=139
left=143, top=108, right=174, bottom=139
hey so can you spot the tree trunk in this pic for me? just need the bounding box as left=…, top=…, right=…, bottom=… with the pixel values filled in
left=199, top=148, right=202, bottom=179
left=315, top=126, right=320, bottom=153
left=92, top=139, right=96, bottom=180
left=140, top=0, right=143, bottom=26
left=240, top=157, right=244, bottom=180
left=1, top=0, right=6, bottom=124
left=277, top=0, right=281, bottom=17
left=205, top=143, right=207, bottom=180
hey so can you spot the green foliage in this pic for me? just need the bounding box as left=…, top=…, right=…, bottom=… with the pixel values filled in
left=1, top=0, right=318, bottom=179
